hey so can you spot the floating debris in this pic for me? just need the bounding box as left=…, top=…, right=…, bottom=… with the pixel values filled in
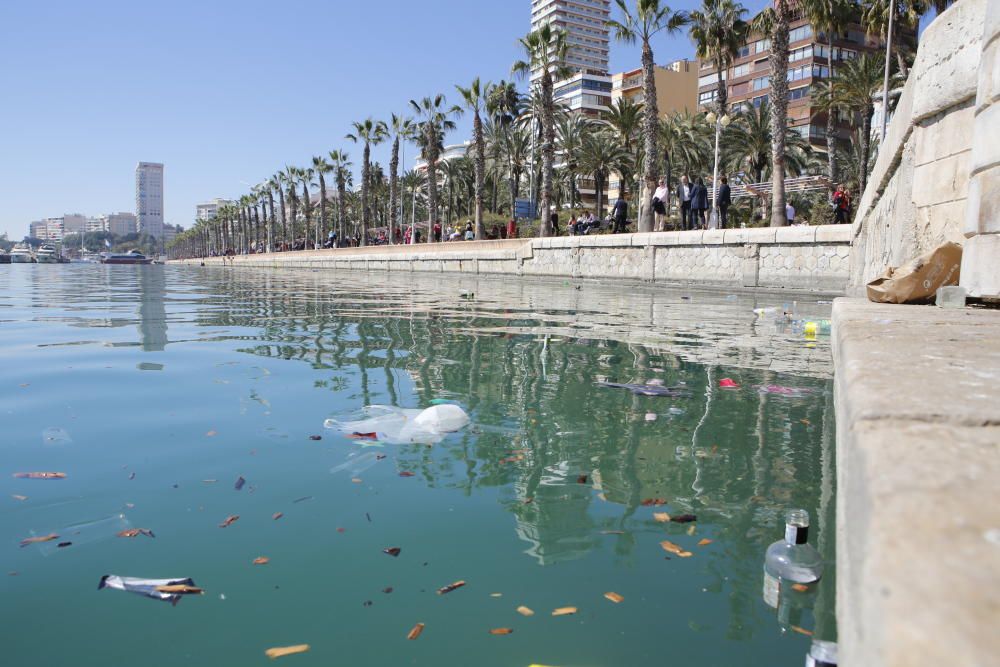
left=99, top=575, right=203, bottom=605
left=308, top=435, right=322, bottom=441
left=234, top=476, right=246, bottom=491
left=272, top=512, right=283, bottom=521
left=660, top=540, right=693, bottom=558
left=576, top=475, right=588, bottom=484
left=489, top=628, right=514, bottom=635
left=552, top=607, right=577, bottom=616
left=697, top=539, right=713, bottom=546
left=719, top=378, right=740, bottom=389
left=407, top=623, right=425, bottom=640
left=516, top=606, right=535, bottom=617
left=253, top=557, right=270, bottom=565
left=325, top=404, right=470, bottom=445
left=20, top=533, right=59, bottom=548
left=383, top=547, right=401, bottom=557
left=596, top=381, right=691, bottom=397
left=604, top=592, right=624, bottom=604
left=13, top=472, right=66, bottom=480
left=117, top=528, right=155, bottom=538
left=653, top=513, right=671, bottom=523
left=437, top=580, right=466, bottom=595
left=641, top=498, right=668, bottom=506
left=57, top=542, right=72, bottom=548
left=672, top=514, right=698, bottom=524
left=292, top=496, right=312, bottom=504
left=11, top=495, right=28, bottom=501
left=219, top=515, right=239, bottom=528
left=206, top=430, right=217, bottom=437
left=264, top=644, right=310, bottom=660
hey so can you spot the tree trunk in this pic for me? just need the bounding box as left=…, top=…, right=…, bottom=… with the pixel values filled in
left=539, top=72, right=555, bottom=237
left=769, top=2, right=791, bottom=227
left=859, top=109, right=873, bottom=195
left=826, top=35, right=838, bottom=186
left=318, top=174, right=327, bottom=247
left=267, top=190, right=276, bottom=252
left=473, top=111, right=485, bottom=239
left=639, top=39, right=659, bottom=233
left=716, top=56, right=728, bottom=116
left=301, top=182, right=312, bottom=248
left=426, top=125, right=439, bottom=244
left=337, top=174, right=346, bottom=245
left=389, top=136, right=399, bottom=245
left=361, top=143, right=370, bottom=247
left=287, top=186, right=297, bottom=244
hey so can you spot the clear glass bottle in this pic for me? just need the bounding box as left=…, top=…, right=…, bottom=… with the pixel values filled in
left=765, top=509, right=824, bottom=583
left=805, top=639, right=838, bottom=667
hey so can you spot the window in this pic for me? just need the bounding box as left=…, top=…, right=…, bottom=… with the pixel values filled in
left=699, top=90, right=717, bottom=104
left=699, top=72, right=724, bottom=87
left=789, top=85, right=811, bottom=101
left=730, top=63, right=750, bottom=78
left=787, top=65, right=810, bottom=82
left=789, top=24, right=813, bottom=42
left=812, top=64, right=830, bottom=79
left=789, top=45, right=813, bottom=62
left=752, top=76, right=769, bottom=91
left=752, top=94, right=769, bottom=108
left=753, top=39, right=771, bottom=54
left=730, top=82, right=749, bottom=96
left=736, top=45, right=751, bottom=59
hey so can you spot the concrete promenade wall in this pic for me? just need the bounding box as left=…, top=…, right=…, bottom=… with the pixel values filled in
left=173, top=225, right=852, bottom=293
left=850, top=0, right=999, bottom=297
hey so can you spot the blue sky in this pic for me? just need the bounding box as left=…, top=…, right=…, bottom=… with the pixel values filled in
left=0, top=0, right=770, bottom=240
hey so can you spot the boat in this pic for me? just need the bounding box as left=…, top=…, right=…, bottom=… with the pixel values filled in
left=10, top=245, right=34, bottom=263
left=0, top=250, right=10, bottom=264
left=35, top=244, right=61, bottom=264
left=99, top=250, right=153, bottom=265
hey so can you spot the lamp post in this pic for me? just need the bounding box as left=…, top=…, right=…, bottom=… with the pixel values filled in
left=705, top=110, right=731, bottom=228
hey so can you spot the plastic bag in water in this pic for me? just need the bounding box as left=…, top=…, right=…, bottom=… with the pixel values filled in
left=330, top=451, right=383, bottom=476
left=98, top=575, right=202, bottom=605
left=324, top=404, right=470, bottom=445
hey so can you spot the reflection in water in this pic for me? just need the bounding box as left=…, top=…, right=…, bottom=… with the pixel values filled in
left=0, top=265, right=837, bottom=665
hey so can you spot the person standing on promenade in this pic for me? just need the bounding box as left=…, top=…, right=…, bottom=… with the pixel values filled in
left=690, top=178, right=708, bottom=229
left=550, top=209, right=560, bottom=236
left=612, top=193, right=629, bottom=234
left=677, top=176, right=693, bottom=230
left=652, top=178, right=669, bottom=231
left=507, top=218, right=518, bottom=239
left=833, top=184, right=851, bottom=224
left=718, top=177, right=731, bottom=229
left=785, top=200, right=796, bottom=225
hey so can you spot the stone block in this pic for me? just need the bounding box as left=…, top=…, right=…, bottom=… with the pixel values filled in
left=966, top=164, right=1000, bottom=235
left=721, top=228, right=752, bottom=244
left=678, top=230, right=704, bottom=245
left=774, top=226, right=817, bottom=244
left=961, top=232, right=1000, bottom=297
left=743, top=226, right=778, bottom=244
left=913, top=102, right=976, bottom=167
left=910, top=151, right=970, bottom=208
left=912, top=0, right=985, bottom=121
left=970, top=101, right=1000, bottom=172
left=815, top=224, right=852, bottom=243
left=914, top=200, right=969, bottom=247
left=701, top=229, right=725, bottom=245
left=976, top=37, right=1000, bottom=113
left=649, top=231, right=684, bottom=246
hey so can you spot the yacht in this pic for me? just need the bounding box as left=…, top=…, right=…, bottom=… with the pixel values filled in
left=100, top=249, right=152, bottom=265
left=0, top=249, right=10, bottom=264
left=10, top=245, right=34, bottom=263
left=35, top=244, right=60, bottom=264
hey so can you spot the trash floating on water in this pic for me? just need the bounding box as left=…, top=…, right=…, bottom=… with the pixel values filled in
left=330, top=451, right=382, bottom=477
left=219, top=515, right=239, bottom=528
left=698, top=539, right=713, bottom=546
left=719, top=378, right=740, bottom=389
left=324, top=404, right=470, bottom=445
left=641, top=498, right=667, bottom=506
left=489, top=628, right=514, bottom=635
left=517, top=605, right=535, bottom=616
left=653, top=513, right=671, bottom=523
left=41, top=427, right=72, bottom=445
left=672, top=514, right=698, bottom=524
left=272, top=512, right=283, bottom=520
left=437, top=580, right=466, bottom=595
left=98, top=575, right=203, bottom=605
left=253, top=557, right=270, bottom=565
left=234, top=476, right=246, bottom=491
left=596, top=381, right=692, bottom=397
left=660, top=540, right=693, bottom=558
left=20, top=533, right=58, bottom=548
left=264, top=644, right=310, bottom=660
left=117, top=528, right=155, bottom=538
left=755, top=385, right=816, bottom=398
left=604, top=592, right=624, bottom=603
left=13, top=472, right=66, bottom=480
left=407, top=623, right=425, bottom=640
left=551, top=606, right=577, bottom=616
left=11, top=494, right=28, bottom=501
left=308, top=435, right=322, bottom=441
left=383, top=547, right=401, bottom=557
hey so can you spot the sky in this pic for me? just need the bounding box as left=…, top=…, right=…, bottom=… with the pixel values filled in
left=0, top=0, right=770, bottom=240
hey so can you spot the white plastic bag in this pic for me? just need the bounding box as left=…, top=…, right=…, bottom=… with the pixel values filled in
left=324, top=404, right=470, bottom=445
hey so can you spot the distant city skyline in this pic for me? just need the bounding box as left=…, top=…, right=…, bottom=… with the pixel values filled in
left=0, top=0, right=772, bottom=240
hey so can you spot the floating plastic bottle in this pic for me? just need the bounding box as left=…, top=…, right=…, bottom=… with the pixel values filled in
left=805, top=640, right=838, bottom=667
left=803, top=320, right=832, bottom=337
left=764, top=509, right=824, bottom=583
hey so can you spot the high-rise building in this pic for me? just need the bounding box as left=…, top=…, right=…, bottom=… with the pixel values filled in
left=136, top=162, right=164, bottom=238
left=530, top=0, right=613, bottom=116
left=196, top=198, right=232, bottom=221
left=695, top=3, right=905, bottom=153
left=29, top=217, right=64, bottom=242
left=612, top=59, right=699, bottom=113
left=104, top=212, right=137, bottom=236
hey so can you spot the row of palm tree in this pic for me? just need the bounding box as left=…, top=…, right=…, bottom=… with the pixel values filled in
left=168, top=0, right=950, bottom=258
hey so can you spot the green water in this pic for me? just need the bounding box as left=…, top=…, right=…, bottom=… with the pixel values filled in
left=1, top=265, right=836, bottom=667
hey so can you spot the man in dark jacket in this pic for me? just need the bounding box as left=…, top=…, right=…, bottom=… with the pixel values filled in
left=690, top=178, right=708, bottom=229
left=677, top=176, right=692, bottom=230
left=718, top=177, right=731, bottom=229
left=612, top=194, right=628, bottom=233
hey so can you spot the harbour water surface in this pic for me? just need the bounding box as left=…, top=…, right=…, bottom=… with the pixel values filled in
left=1, top=265, right=836, bottom=666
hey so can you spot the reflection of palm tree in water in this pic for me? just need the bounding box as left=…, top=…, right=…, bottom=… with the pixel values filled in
left=137, top=267, right=168, bottom=352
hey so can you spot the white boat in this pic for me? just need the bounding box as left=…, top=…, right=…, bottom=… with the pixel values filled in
left=35, top=244, right=60, bottom=264
left=10, top=245, right=34, bottom=263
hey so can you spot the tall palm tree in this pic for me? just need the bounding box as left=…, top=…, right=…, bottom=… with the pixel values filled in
left=328, top=150, right=352, bottom=245
left=801, top=0, right=855, bottom=184
left=297, top=167, right=315, bottom=248
left=311, top=156, right=332, bottom=247
left=487, top=80, right=524, bottom=217
left=861, top=0, right=924, bottom=79
left=388, top=114, right=415, bottom=244
left=608, top=0, right=689, bottom=232
left=401, top=169, right=424, bottom=237
left=689, top=0, right=748, bottom=116
left=831, top=52, right=885, bottom=194
left=282, top=166, right=299, bottom=242
left=455, top=77, right=490, bottom=240
left=603, top=97, right=644, bottom=196
left=346, top=118, right=388, bottom=246
left=265, top=177, right=279, bottom=252
left=409, top=94, right=458, bottom=243
left=751, top=2, right=792, bottom=226
left=578, top=129, right=631, bottom=220
left=512, top=25, right=571, bottom=237
left=723, top=100, right=813, bottom=184
left=556, top=115, right=591, bottom=211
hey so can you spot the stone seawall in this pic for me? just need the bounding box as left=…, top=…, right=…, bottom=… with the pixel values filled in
left=172, top=225, right=852, bottom=294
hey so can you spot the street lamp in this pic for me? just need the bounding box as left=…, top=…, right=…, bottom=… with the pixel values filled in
left=706, top=110, right=732, bottom=228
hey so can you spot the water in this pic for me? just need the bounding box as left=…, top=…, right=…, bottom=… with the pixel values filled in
left=1, top=265, right=837, bottom=667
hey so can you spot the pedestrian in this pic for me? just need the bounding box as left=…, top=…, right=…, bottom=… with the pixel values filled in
left=785, top=200, right=796, bottom=225
left=433, top=221, right=442, bottom=242
left=718, top=176, right=731, bottom=229
left=568, top=213, right=578, bottom=236
left=677, top=176, right=693, bottom=230
left=652, top=178, right=669, bottom=231
left=612, top=193, right=629, bottom=234
left=464, top=221, right=474, bottom=241
left=507, top=218, right=518, bottom=239
left=833, top=184, right=851, bottom=224
left=690, top=177, right=708, bottom=229
left=550, top=209, right=560, bottom=236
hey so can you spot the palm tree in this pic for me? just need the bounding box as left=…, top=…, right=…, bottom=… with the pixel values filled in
left=410, top=94, right=458, bottom=243
left=512, top=25, right=571, bottom=236
left=751, top=2, right=793, bottom=226
left=831, top=52, right=885, bottom=194
left=487, top=80, right=524, bottom=217
left=608, top=0, right=689, bottom=232
left=578, top=129, right=631, bottom=220
left=297, top=167, right=315, bottom=248
left=346, top=118, right=388, bottom=246
left=455, top=77, right=490, bottom=240
left=328, top=150, right=352, bottom=245
left=312, top=156, right=332, bottom=247
left=724, top=100, right=813, bottom=183
left=265, top=177, right=279, bottom=252
left=861, top=0, right=924, bottom=79
left=388, top=114, right=415, bottom=244
left=556, top=115, right=591, bottom=211
left=401, top=169, right=424, bottom=238
left=801, top=0, right=855, bottom=184
left=603, top=97, right=644, bottom=197
left=281, top=166, right=299, bottom=243
left=689, top=0, right=748, bottom=116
